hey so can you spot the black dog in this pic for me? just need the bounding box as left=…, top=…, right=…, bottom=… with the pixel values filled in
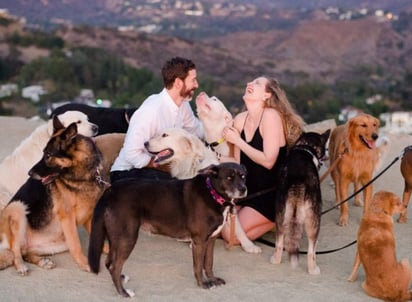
left=270, top=130, right=330, bottom=275
left=88, top=162, right=247, bottom=297
left=50, top=103, right=137, bottom=134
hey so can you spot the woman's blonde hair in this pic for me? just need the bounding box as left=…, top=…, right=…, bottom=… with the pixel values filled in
left=264, top=77, right=305, bottom=146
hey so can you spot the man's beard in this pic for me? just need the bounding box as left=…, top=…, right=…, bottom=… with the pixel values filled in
left=180, top=84, right=195, bottom=100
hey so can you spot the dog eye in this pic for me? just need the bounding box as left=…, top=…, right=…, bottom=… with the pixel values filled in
left=361, top=124, right=367, bottom=128
left=162, top=133, right=168, bottom=138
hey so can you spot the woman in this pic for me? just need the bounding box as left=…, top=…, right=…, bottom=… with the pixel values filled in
left=221, top=76, right=304, bottom=244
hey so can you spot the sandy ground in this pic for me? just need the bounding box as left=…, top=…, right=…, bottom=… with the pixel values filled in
left=0, top=115, right=411, bottom=302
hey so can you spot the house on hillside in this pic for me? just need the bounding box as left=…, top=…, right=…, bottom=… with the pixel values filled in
left=22, top=85, right=47, bottom=102
left=0, top=83, right=18, bottom=98
left=380, top=111, right=412, bottom=134
left=338, top=106, right=363, bottom=122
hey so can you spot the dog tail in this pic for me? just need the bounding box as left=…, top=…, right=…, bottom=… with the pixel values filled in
left=88, top=195, right=108, bottom=274
left=284, top=200, right=303, bottom=258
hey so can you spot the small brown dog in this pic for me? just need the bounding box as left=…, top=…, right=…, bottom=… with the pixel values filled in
left=398, top=146, right=412, bottom=223
left=329, top=113, right=381, bottom=226
left=348, top=191, right=412, bottom=302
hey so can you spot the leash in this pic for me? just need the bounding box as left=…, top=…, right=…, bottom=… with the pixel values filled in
left=321, top=150, right=403, bottom=215
left=319, top=152, right=344, bottom=183
left=256, top=147, right=407, bottom=253
left=255, top=237, right=357, bottom=255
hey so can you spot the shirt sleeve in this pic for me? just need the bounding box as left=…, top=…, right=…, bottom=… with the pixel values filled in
left=121, top=105, right=155, bottom=168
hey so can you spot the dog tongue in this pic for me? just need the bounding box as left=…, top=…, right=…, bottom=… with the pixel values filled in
left=367, top=140, right=376, bottom=149
left=154, top=149, right=172, bottom=162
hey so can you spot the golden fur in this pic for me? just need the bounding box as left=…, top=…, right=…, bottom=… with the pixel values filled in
left=93, top=133, right=125, bottom=179
left=398, top=147, right=412, bottom=223
left=328, top=113, right=380, bottom=226
left=348, top=191, right=412, bottom=302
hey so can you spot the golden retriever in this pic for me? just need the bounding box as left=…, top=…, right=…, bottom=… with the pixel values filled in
left=398, top=147, right=412, bottom=223
left=348, top=191, right=412, bottom=302
left=328, top=113, right=380, bottom=226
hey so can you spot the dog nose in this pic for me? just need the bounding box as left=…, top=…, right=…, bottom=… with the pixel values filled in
left=372, top=133, right=378, bottom=140
left=144, top=141, right=149, bottom=148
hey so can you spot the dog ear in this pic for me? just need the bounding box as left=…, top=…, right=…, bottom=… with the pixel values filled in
left=198, top=164, right=219, bottom=176
left=51, top=115, right=65, bottom=134
left=62, top=122, right=78, bottom=141
left=321, top=129, right=331, bottom=144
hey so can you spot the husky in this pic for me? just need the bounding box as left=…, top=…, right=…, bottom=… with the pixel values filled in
left=270, top=130, right=330, bottom=275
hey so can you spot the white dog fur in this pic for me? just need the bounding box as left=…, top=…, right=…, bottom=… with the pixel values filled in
left=0, top=111, right=98, bottom=209
left=196, top=91, right=234, bottom=158
left=196, top=92, right=262, bottom=254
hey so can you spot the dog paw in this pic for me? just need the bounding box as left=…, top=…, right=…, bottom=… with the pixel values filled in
left=124, top=288, right=135, bottom=297
left=354, top=199, right=363, bottom=207
left=38, top=258, right=56, bottom=269
left=397, top=215, right=407, bottom=224
left=269, top=255, right=281, bottom=264
left=242, top=243, right=262, bottom=254
left=308, top=265, right=320, bottom=275
left=202, top=277, right=226, bottom=289
left=338, top=218, right=348, bottom=227
left=16, top=264, right=29, bottom=276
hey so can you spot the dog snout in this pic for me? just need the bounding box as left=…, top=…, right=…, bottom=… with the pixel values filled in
left=144, top=141, right=149, bottom=149
left=372, top=133, right=378, bottom=141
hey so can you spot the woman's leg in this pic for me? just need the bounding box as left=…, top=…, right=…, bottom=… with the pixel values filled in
left=221, top=206, right=275, bottom=244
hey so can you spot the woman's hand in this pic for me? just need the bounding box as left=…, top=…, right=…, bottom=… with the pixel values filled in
left=223, top=126, right=241, bottom=145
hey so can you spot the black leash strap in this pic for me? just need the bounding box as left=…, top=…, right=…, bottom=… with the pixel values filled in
left=321, top=153, right=402, bottom=215
left=256, top=237, right=357, bottom=255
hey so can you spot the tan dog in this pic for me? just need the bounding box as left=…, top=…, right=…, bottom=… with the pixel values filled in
left=328, top=113, right=381, bottom=226
left=93, top=133, right=125, bottom=179
left=398, top=146, right=412, bottom=223
left=196, top=91, right=234, bottom=158
left=348, top=191, right=412, bottom=302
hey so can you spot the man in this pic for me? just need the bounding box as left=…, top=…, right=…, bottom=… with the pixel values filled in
left=110, top=57, right=204, bottom=182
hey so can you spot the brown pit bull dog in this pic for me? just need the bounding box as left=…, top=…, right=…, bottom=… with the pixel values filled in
left=88, top=162, right=248, bottom=297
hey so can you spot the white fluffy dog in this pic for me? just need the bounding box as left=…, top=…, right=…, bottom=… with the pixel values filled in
left=196, top=91, right=234, bottom=158
left=145, top=127, right=219, bottom=179
left=0, top=111, right=98, bottom=208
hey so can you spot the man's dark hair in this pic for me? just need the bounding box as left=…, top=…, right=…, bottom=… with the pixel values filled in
left=161, top=57, right=196, bottom=89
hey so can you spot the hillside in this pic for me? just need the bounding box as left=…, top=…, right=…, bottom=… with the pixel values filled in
left=53, top=16, right=412, bottom=86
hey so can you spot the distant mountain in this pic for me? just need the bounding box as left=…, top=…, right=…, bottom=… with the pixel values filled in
left=0, top=0, right=411, bottom=110
left=0, top=0, right=411, bottom=37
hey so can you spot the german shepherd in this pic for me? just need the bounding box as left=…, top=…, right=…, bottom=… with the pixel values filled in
left=270, top=130, right=330, bottom=275
left=88, top=162, right=247, bottom=297
left=0, top=116, right=107, bottom=274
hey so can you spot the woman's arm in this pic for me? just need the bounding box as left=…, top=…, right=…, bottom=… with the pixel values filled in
left=224, top=109, right=284, bottom=169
